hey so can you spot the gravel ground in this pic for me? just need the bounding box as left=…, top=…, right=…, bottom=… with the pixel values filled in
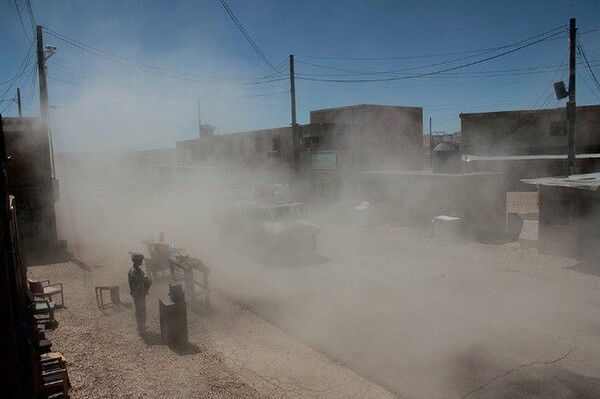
left=29, top=254, right=394, bottom=399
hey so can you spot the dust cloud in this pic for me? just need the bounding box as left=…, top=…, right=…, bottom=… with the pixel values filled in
left=47, top=40, right=600, bottom=399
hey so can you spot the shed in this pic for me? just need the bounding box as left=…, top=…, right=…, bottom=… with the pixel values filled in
left=522, top=173, right=600, bottom=259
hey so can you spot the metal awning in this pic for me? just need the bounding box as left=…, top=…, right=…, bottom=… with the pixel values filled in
left=521, top=172, right=600, bottom=191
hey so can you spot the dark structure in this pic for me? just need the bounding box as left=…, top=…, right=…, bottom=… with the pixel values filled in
left=2, top=117, right=58, bottom=256
left=352, top=171, right=506, bottom=240
left=0, top=115, right=41, bottom=398
left=432, top=142, right=461, bottom=174
left=159, top=282, right=188, bottom=345
left=461, top=105, right=600, bottom=156
left=523, top=173, right=600, bottom=259
left=461, top=105, right=600, bottom=190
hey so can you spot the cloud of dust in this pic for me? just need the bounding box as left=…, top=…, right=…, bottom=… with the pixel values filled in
left=51, top=48, right=518, bottom=399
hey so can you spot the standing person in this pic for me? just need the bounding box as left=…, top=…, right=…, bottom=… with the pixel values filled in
left=128, top=253, right=152, bottom=333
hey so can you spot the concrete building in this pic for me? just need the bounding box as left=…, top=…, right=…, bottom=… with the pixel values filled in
left=461, top=105, right=600, bottom=190
left=175, top=104, right=424, bottom=200
left=308, top=104, right=423, bottom=171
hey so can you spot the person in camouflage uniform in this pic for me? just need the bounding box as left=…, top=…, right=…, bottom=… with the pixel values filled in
left=128, top=253, right=152, bottom=333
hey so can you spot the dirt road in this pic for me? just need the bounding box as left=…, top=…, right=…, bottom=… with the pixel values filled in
left=200, top=222, right=600, bottom=399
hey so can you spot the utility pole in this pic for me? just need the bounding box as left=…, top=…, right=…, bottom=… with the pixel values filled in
left=567, top=17, right=577, bottom=174
left=36, top=26, right=50, bottom=134
left=429, top=117, right=433, bottom=166
left=197, top=98, right=202, bottom=138
left=289, top=54, right=299, bottom=173
left=36, top=25, right=58, bottom=248
left=16, top=89, right=22, bottom=117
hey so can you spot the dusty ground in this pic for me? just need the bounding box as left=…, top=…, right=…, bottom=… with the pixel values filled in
left=29, top=256, right=394, bottom=399
left=201, top=221, right=600, bottom=399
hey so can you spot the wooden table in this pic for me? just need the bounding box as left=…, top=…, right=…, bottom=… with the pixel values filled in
left=167, top=256, right=211, bottom=311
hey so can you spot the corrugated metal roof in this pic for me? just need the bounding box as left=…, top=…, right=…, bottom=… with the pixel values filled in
left=521, top=172, right=600, bottom=191
left=465, top=153, right=600, bottom=161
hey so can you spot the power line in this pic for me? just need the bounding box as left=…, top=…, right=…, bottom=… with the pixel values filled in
left=531, top=50, right=569, bottom=109
left=47, top=70, right=289, bottom=102
left=297, top=29, right=564, bottom=83
left=295, top=26, right=566, bottom=79
left=12, top=0, right=33, bottom=43
left=296, top=27, right=566, bottom=78
left=309, top=0, right=598, bottom=57
left=218, top=0, right=278, bottom=73
left=23, top=0, right=37, bottom=35
left=23, top=67, right=38, bottom=113
left=578, top=71, right=600, bottom=99
left=43, top=26, right=284, bottom=86
left=0, top=43, right=36, bottom=102
left=577, top=39, right=600, bottom=94
left=47, top=58, right=289, bottom=95
left=298, top=26, right=568, bottom=62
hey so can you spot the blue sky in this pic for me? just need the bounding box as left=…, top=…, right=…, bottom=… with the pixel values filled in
left=1, top=0, right=599, bottom=152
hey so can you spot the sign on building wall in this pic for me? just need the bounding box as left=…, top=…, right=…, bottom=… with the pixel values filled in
left=311, top=152, right=337, bottom=170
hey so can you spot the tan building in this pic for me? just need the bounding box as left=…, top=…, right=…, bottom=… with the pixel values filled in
left=175, top=104, right=424, bottom=201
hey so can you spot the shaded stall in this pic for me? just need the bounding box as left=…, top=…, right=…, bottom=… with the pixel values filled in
left=522, top=172, right=600, bottom=259
left=167, top=255, right=210, bottom=311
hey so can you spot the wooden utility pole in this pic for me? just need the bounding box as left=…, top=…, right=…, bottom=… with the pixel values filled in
left=35, top=25, right=58, bottom=248
left=429, top=117, right=433, bottom=166
left=197, top=99, right=202, bottom=138
left=290, top=54, right=297, bottom=128
left=567, top=18, right=577, bottom=174
left=16, top=89, right=22, bottom=117
left=289, top=54, right=299, bottom=172
left=36, top=26, right=50, bottom=133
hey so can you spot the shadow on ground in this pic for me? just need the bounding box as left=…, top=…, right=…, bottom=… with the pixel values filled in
left=450, top=347, right=600, bottom=399
left=141, top=331, right=201, bottom=356
left=567, top=260, right=600, bottom=277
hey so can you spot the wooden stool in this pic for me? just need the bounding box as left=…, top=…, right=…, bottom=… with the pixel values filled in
left=95, top=286, right=121, bottom=310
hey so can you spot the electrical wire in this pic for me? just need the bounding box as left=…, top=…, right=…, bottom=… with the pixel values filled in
left=295, top=26, right=566, bottom=79
left=43, top=26, right=284, bottom=85
left=24, top=0, right=36, bottom=25
left=298, top=25, right=567, bottom=64
left=0, top=43, right=36, bottom=103
left=12, top=0, right=33, bottom=43
left=577, top=39, right=600, bottom=94
left=578, top=71, right=600, bottom=99
left=307, top=0, right=597, bottom=57
left=218, top=0, right=278, bottom=73
left=531, top=50, right=569, bottom=110
left=23, top=67, right=38, bottom=113
left=297, top=29, right=565, bottom=83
